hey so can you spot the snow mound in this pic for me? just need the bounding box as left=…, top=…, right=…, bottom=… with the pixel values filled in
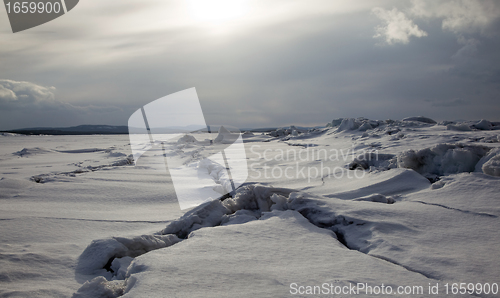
left=482, top=157, right=500, bottom=176
left=76, top=185, right=296, bottom=280
left=76, top=234, right=180, bottom=275
left=329, top=118, right=380, bottom=130
left=358, top=122, right=373, bottom=131
left=402, top=116, right=437, bottom=124
left=477, top=148, right=500, bottom=177
left=13, top=147, right=53, bottom=156
left=269, top=126, right=303, bottom=138
left=269, top=127, right=286, bottom=137
left=161, top=199, right=230, bottom=238
left=473, top=119, right=493, bottom=130
left=397, top=144, right=491, bottom=177
left=197, top=159, right=233, bottom=195
left=161, top=185, right=294, bottom=238
left=177, top=134, right=197, bottom=143
left=444, top=119, right=500, bottom=131
left=330, top=117, right=435, bottom=135
left=223, top=185, right=293, bottom=213
left=337, top=118, right=360, bottom=131
left=331, top=168, right=430, bottom=200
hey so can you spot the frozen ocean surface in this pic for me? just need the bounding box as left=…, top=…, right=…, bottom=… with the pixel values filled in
left=1, top=118, right=499, bottom=297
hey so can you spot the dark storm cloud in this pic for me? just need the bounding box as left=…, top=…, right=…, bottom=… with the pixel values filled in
left=0, top=0, right=499, bottom=130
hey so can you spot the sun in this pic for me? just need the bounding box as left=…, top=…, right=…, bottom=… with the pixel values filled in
left=187, top=0, right=247, bottom=25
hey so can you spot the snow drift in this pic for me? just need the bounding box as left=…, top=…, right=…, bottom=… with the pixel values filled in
left=397, top=144, right=492, bottom=177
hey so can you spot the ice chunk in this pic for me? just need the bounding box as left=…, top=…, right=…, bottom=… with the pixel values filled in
left=161, top=199, right=230, bottom=238
left=397, top=144, right=491, bottom=176
left=337, top=118, right=360, bottom=131
left=480, top=148, right=500, bottom=177
left=473, top=119, right=493, bottom=130
left=223, top=184, right=294, bottom=213
left=358, top=122, right=373, bottom=131
left=330, top=118, right=343, bottom=127
left=110, top=256, right=134, bottom=280
left=269, top=128, right=286, bottom=137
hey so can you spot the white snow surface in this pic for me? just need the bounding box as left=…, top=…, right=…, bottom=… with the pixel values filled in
left=1, top=119, right=500, bottom=297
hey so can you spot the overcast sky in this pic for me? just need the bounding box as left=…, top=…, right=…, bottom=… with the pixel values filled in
left=1, top=0, right=499, bottom=130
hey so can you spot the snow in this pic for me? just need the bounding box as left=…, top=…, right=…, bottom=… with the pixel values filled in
left=76, top=234, right=180, bottom=276
left=338, top=118, right=361, bottom=131
left=473, top=119, right=494, bottom=130
left=177, top=134, right=197, bottom=143
left=1, top=118, right=500, bottom=297
left=397, top=144, right=491, bottom=177
left=402, top=116, right=437, bottom=124
left=447, top=123, right=473, bottom=131
left=482, top=153, right=500, bottom=176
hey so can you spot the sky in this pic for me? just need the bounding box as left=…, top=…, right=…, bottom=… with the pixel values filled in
left=0, top=0, right=499, bottom=130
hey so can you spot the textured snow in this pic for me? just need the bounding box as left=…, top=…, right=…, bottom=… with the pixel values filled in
left=177, top=134, right=197, bottom=143
left=1, top=118, right=500, bottom=297
left=397, top=144, right=491, bottom=176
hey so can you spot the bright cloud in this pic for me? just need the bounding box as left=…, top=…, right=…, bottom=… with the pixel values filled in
left=0, top=80, right=56, bottom=107
left=411, top=0, right=500, bottom=35
left=372, top=7, right=428, bottom=45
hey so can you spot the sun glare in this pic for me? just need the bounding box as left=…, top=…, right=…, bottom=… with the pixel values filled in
left=187, top=0, right=247, bottom=25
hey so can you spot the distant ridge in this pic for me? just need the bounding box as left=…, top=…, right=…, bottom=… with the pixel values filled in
left=2, top=125, right=129, bottom=135
left=2, top=124, right=326, bottom=135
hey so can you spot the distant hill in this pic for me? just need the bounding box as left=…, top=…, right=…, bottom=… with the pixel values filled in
left=2, top=124, right=327, bottom=135
left=2, top=125, right=129, bottom=135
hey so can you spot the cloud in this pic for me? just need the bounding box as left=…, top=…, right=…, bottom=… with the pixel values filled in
left=372, top=7, right=428, bottom=45
left=0, top=80, right=126, bottom=130
left=0, top=79, right=56, bottom=107
left=411, top=0, right=500, bottom=35
left=409, top=0, right=500, bottom=58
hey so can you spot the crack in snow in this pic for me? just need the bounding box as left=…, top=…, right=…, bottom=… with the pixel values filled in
left=412, top=201, right=497, bottom=218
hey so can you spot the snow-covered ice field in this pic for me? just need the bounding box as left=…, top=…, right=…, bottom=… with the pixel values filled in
left=1, top=118, right=500, bottom=297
